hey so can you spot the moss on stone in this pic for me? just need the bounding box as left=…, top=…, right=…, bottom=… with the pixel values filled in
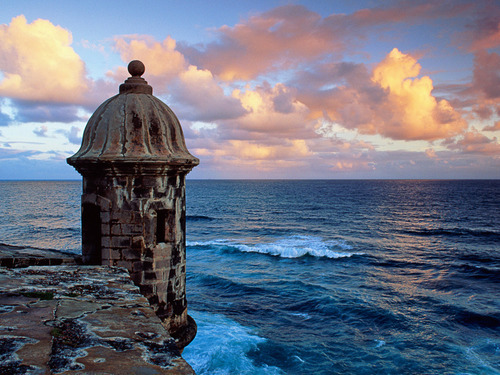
left=21, top=291, right=54, bottom=300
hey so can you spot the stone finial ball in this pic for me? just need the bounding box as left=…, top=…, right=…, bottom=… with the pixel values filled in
left=128, top=60, right=145, bottom=77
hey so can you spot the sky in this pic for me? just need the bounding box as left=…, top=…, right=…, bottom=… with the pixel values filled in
left=0, top=0, right=499, bottom=179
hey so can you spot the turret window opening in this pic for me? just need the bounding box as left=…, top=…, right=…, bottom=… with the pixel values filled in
left=157, top=209, right=175, bottom=243
left=82, top=203, right=101, bottom=264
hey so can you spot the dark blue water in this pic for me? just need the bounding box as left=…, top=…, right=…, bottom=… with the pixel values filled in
left=0, top=180, right=499, bottom=374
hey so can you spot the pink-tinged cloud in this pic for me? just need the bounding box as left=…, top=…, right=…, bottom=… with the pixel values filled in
left=448, top=130, right=500, bottom=155
left=188, top=137, right=314, bottom=177
left=219, top=139, right=312, bottom=161
left=298, top=49, right=466, bottom=141
left=460, top=1, right=500, bottom=51
left=221, top=83, right=314, bottom=140
left=169, top=65, right=246, bottom=122
left=112, top=36, right=246, bottom=122
left=483, top=121, right=500, bottom=131
left=328, top=159, right=374, bottom=172
left=182, top=2, right=471, bottom=82
left=0, top=15, right=88, bottom=103
left=113, top=35, right=187, bottom=86
left=425, top=148, right=437, bottom=158
left=184, top=5, right=344, bottom=81
left=349, top=0, right=471, bottom=26
left=472, top=51, right=500, bottom=100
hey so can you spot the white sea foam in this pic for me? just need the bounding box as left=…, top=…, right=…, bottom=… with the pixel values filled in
left=293, top=355, right=305, bottom=363
left=188, top=235, right=363, bottom=259
left=374, top=339, right=386, bottom=348
left=182, top=310, right=283, bottom=375
left=289, top=312, right=312, bottom=320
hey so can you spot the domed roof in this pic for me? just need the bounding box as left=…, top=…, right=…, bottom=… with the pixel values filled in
left=67, top=61, right=199, bottom=173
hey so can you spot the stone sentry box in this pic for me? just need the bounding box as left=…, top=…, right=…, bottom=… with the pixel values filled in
left=67, top=60, right=199, bottom=349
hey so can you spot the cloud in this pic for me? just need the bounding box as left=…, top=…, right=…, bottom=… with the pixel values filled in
left=190, top=137, right=316, bottom=177
left=460, top=1, right=500, bottom=51
left=483, top=121, right=500, bottom=131
left=182, top=5, right=346, bottom=81
left=12, top=101, right=85, bottom=123
left=350, top=1, right=471, bottom=26
left=33, top=125, right=48, bottom=137
left=225, top=139, right=312, bottom=161
left=223, top=82, right=314, bottom=140
left=0, top=15, right=88, bottom=103
left=56, top=126, right=82, bottom=145
left=299, top=49, right=466, bottom=141
left=472, top=50, right=500, bottom=100
left=425, top=148, right=437, bottom=158
left=369, top=48, right=467, bottom=140
left=180, top=2, right=471, bottom=82
left=169, top=65, right=247, bottom=122
left=0, top=146, right=41, bottom=160
left=112, top=35, right=246, bottom=122
left=113, top=35, right=187, bottom=87
left=448, top=130, right=500, bottom=155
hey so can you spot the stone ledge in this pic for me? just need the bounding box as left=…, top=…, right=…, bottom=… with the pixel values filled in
left=0, top=265, right=194, bottom=374
left=0, top=243, right=81, bottom=268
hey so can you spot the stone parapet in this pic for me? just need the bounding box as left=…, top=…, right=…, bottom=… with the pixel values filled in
left=0, top=265, right=194, bottom=374
left=0, top=243, right=81, bottom=268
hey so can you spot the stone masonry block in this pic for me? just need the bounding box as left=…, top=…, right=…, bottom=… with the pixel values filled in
left=110, top=249, right=122, bottom=260
left=155, top=283, right=168, bottom=298
left=100, top=223, right=110, bottom=236
left=129, top=270, right=143, bottom=285
left=122, top=247, right=140, bottom=261
left=111, top=224, right=122, bottom=236
left=123, top=224, right=143, bottom=234
left=110, top=236, right=130, bottom=248
left=101, top=236, right=111, bottom=248
left=132, top=236, right=146, bottom=250
left=100, top=247, right=111, bottom=261
left=100, top=211, right=110, bottom=224
left=111, top=210, right=133, bottom=222
left=116, top=260, right=133, bottom=270
left=133, top=260, right=153, bottom=272
left=132, top=261, right=145, bottom=272
left=153, top=259, right=171, bottom=270
left=144, top=271, right=159, bottom=280
left=96, top=195, right=112, bottom=211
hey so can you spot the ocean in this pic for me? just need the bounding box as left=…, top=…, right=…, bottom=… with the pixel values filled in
left=0, top=180, right=499, bottom=374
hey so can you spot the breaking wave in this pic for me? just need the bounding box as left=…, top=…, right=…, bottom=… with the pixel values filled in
left=187, top=235, right=363, bottom=259
left=182, top=310, right=283, bottom=375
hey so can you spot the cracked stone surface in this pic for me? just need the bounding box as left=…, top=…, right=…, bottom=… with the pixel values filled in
left=0, top=265, right=194, bottom=374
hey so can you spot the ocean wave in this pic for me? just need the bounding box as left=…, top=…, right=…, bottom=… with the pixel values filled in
left=455, top=264, right=500, bottom=281
left=187, top=215, right=217, bottom=222
left=453, top=309, right=500, bottom=330
left=187, top=235, right=363, bottom=259
left=400, top=227, right=500, bottom=239
left=190, top=273, right=268, bottom=297
left=182, top=310, right=283, bottom=375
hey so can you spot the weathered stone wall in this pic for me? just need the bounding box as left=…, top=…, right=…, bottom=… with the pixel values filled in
left=81, top=171, right=188, bottom=335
